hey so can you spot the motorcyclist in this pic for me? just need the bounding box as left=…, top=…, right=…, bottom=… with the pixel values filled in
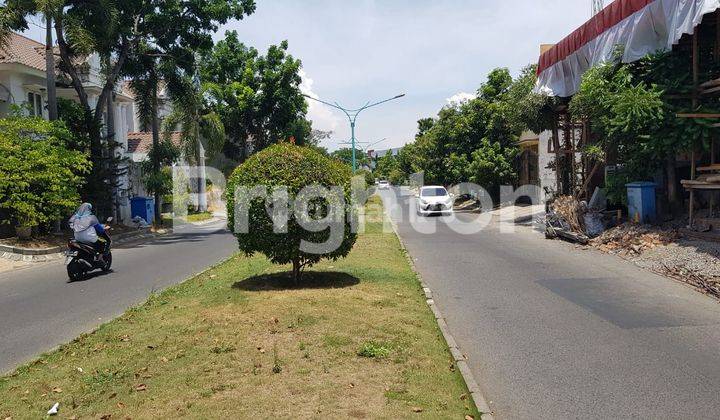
left=69, top=203, right=110, bottom=263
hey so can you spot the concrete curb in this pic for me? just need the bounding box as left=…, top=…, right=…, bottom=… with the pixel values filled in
left=114, top=228, right=173, bottom=246
left=179, top=216, right=225, bottom=227
left=388, top=218, right=495, bottom=420
left=0, top=243, right=63, bottom=255
left=0, top=228, right=173, bottom=263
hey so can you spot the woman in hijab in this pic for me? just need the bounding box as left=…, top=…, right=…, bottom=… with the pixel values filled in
left=69, top=203, right=108, bottom=260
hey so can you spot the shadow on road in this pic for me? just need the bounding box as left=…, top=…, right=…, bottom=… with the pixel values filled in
left=113, top=228, right=230, bottom=250
left=66, top=269, right=114, bottom=283
left=233, top=271, right=360, bottom=291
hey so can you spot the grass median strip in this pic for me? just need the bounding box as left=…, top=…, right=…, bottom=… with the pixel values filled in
left=0, top=198, right=478, bottom=419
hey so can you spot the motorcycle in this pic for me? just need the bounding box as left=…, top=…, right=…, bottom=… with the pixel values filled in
left=65, top=217, right=113, bottom=281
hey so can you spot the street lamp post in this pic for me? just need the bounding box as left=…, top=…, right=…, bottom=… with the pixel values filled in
left=303, top=94, right=405, bottom=171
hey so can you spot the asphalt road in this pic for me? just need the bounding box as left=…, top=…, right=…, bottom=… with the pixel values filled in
left=0, top=219, right=236, bottom=374
left=381, top=189, right=720, bottom=420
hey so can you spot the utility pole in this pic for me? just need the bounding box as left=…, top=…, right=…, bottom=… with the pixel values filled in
left=303, top=94, right=405, bottom=171
left=45, top=10, right=57, bottom=120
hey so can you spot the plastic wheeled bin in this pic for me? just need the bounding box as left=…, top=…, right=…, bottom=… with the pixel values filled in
left=130, top=196, right=155, bottom=224
left=625, top=182, right=656, bottom=224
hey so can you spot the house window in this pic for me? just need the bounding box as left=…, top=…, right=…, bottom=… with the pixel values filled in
left=27, top=92, right=43, bottom=117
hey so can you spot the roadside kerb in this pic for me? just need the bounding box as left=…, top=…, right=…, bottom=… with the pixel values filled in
left=388, top=218, right=495, bottom=420
left=0, top=228, right=173, bottom=262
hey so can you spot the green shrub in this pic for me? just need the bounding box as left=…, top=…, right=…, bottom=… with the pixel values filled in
left=142, top=139, right=181, bottom=197
left=355, top=169, right=375, bottom=187
left=357, top=342, right=391, bottom=358
left=226, top=143, right=357, bottom=282
left=388, top=169, right=406, bottom=186
left=0, top=116, right=90, bottom=229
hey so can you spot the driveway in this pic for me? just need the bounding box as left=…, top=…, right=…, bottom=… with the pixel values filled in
left=381, top=188, right=720, bottom=419
left=0, top=219, right=236, bottom=374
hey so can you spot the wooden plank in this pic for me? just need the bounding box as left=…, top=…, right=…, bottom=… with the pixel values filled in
left=693, top=30, right=699, bottom=109
left=701, top=85, right=720, bottom=95
left=664, top=94, right=694, bottom=99
left=681, top=228, right=720, bottom=242
left=700, top=78, right=720, bottom=89
left=677, top=113, right=720, bottom=118
left=681, top=181, right=720, bottom=190
left=716, top=9, right=720, bottom=62
left=697, top=164, right=720, bottom=172
left=690, top=189, right=695, bottom=226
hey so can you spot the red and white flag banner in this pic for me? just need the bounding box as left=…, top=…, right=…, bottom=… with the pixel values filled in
left=536, top=0, right=720, bottom=97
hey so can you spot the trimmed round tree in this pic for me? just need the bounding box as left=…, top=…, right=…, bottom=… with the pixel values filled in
left=226, top=143, right=357, bottom=282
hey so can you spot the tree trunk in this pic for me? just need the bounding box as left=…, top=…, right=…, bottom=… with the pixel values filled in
left=292, top=258, right=302, bottom=284
left=665, top=155, right=680, bottom=215
left=197, top=139, right=207, bottom=212
left=106, top=93, right=118, bottom=222
left=151, top=84, right=161, bottom=226
left=45, top=12, right=57, bottom=121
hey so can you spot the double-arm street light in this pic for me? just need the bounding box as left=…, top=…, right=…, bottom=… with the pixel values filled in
left=339, top=137, right=387, bottom=151
left=303, top=93, right=405, bottom=171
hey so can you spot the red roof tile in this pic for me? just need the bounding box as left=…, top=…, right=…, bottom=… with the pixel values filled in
left=0, top=32, right=47, bottom=72
left=126, top=131, right=183, bottom=153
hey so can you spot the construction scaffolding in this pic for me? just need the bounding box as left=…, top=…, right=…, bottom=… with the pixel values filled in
left=547, top=106, right=601, bottom=200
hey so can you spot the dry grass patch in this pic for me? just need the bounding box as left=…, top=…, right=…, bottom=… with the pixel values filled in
left=0, top=197, right=478, bottom=419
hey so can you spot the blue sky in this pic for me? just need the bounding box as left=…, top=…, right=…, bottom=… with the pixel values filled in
left=22, top=0, right=589, bottom=151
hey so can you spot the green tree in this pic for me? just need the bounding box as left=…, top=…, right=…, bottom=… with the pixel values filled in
left=127, top=49, right=164, bottom=223
left=141, top=139, right=180, bottom=199
left=0, top=0, right=256, bottom=215
left=163, top=75, right=226, bottom=212
left=389, top=66, right=548, bottom=191
left=507, top=64, right=557, bottom=134
left=0, top=115, right=90, bottom=231
left=331, top=148, right=369, bottom=168
left=226, top=143, right=357, bottom=283
left=415, top=118, right=435, bottom=139
left=355, top=169, right=375, bottom=187
left=307, top=129, right=333, bottom=147
left=468, top=139, right=517, bottom=195
left=570, top=61, right=665, bottom=181
left=202, top=31, right=309, bottom=161
left=443, top=153, right=471, bottom=186
left=56, top=97, right=93, bottom=152
left=374, top=152, right=399, bottom=179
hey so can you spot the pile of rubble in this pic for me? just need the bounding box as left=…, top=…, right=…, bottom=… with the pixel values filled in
left=656, top=263, right=720, bottom=299
left=591, top=223, right=720, bottom=299
left=551, top=196, right=585, bottom=232
left=591, top=224, right=679, bottom=255
left=545, top=195, right=606, bottom=244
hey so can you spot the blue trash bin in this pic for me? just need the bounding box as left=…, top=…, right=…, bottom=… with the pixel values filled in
left=130, top=196, right=155, bottom=224
left=625, top=182, right=656, bottom=224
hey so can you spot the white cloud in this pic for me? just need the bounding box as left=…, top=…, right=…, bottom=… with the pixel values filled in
left=299, top=69, right=341, bottom=133
left=446, top=91, right=476, bottom=105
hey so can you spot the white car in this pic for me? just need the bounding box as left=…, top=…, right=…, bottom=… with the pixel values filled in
left=377, top=180, right=390, bottom=190
left=416, top=186, right=454, bottom=216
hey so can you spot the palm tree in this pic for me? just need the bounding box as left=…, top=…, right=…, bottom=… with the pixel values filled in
left=162, top=75, right=225, bottom=213
left=129, top=61, right=161, bottom=225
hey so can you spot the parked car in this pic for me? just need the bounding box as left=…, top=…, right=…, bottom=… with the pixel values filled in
left=416, top=186, right=454, bottom=216
left=377, top=180, right=390, bottom=190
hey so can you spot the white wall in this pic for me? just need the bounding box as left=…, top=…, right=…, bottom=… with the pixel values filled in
left=0, top=68, right=48, bottom=119
left=538, top=130, right=557, bottom=195
left=538, top=128, right=584, bottom=198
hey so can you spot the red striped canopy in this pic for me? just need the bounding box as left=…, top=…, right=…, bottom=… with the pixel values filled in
left=538, top=0, right=654, bottom=75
